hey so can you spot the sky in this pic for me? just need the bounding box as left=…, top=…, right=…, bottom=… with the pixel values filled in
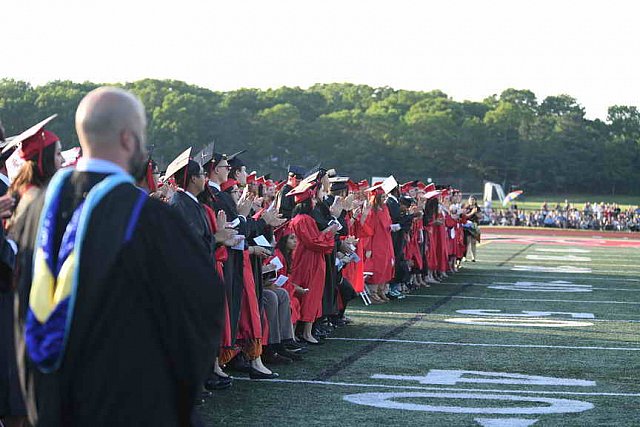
left=4, top=0, right=639, bottom=119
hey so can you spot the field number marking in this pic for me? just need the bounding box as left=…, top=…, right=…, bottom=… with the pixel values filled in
left=455, top=309, right=595, bottom=319
left=372, top=370, right=595, bottom=387
left=444, top=317, right=593, bottom=327
left=488, top=280, right=591, bottom=292
left=526, top=255, right=591, bottom=262
left=511, top=265, right=592, bottom=274
left=343, top=392, right=593, bottom=415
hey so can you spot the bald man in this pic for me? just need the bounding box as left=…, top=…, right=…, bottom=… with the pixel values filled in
left=11, top=87, right=223, bottom=427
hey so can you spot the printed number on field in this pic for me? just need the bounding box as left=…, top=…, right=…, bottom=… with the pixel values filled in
left=344, top=370, right=594, bottom=420
left=455, top=309, right=595, bottom=319
left=488, top=280, right=592, bottom=292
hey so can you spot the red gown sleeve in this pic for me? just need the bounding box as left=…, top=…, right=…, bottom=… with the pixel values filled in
left=295, top=215, right=335, bottom=253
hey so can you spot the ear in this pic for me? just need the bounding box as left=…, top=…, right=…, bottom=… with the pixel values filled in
left=120, top=130, right=135, bottom=154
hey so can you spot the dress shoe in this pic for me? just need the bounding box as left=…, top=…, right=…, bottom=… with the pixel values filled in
left=301, top=336, right=324, bottom=345
left=249, top=367, right=280, bottom=380
left=226, top=354, right=251, bottom=373
left=277, top=345, right=304, bottom=361
left=263, top=351, right=293, bottom=365
left=204, top=374, right=233, bottom=391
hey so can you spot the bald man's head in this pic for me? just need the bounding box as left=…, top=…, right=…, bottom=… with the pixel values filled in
left=75, top=86, right=148, bottom=178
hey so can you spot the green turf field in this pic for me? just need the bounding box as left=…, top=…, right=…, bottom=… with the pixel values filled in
left=200, top=233, right=640, bottom=426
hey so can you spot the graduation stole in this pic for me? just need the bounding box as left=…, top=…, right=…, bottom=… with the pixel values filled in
left=26, top=168, right=147, bottom=373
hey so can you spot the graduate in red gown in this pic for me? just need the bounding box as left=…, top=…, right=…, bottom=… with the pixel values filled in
left=363, top=185, right=395, bottom=303
left=288, top=181, right=338, bottom=344
left=267, top=233, right=304, bottom=325
left=423, top=189, right=442, bottom=283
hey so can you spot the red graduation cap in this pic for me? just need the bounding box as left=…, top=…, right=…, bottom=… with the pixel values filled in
left=417, top=182, right=427, bottom=191
left=286, top=180, right=317, bottom=203
left=425, top=189, right=441, bottom=200
left=365, top=182, right=385, bottom=196
left=275, top=180, right=286, bottom=192
left=358, top=180, right=369, bottom=191
left=247, top=171, right=257, bottom=184
left=256, top=176, right=266, bottom=185
left=221, top=179, right=238, bottom=192
left=400, top=181, right=416, bottom=193
left=4, top=115, right=59, bottom=175
left=347, top=180, right=359, bottom=193
left=425, top=183, right=436, bottom=193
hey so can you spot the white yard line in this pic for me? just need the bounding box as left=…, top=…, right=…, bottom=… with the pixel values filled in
left=454, top=272, right=640, bottom=282
left=326, top=337, right=640, bottom=352
left=234, top=378, right=640, bottom=397
left=351, top=310, right=640, bottom=323
left=406, top=295, right=640, bottom=305
left=429, top=282, right=640, bottom=292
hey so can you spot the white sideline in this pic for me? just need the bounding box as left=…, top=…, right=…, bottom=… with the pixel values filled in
left=326, top=337, right=640, bottom=352
left=351, top=310, right=640, bottom=323
left=431, top=282, right=640, bottom=292
left=234, top=378, right=640, bottom=397
left=454, top=272, right=640, bottom=282
left=406, top=295, right=640, bottom=305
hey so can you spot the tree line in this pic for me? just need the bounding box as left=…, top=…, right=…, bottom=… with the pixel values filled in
left=1, top=78, right=639, bottom=195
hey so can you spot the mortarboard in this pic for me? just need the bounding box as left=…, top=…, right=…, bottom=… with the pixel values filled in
left=347, top=180, right=359, bottom=193
left=3, top=115, right=59, bottom=175
left=227, top=150, right=247, bottom=168
left=381, top=175, right=399, bottom=194
left=287, top=165, right=306, bottom=178
left=286, top=180, right=317, bottom=203
left=365, top=184, right=385, bottom=196
left=275, top=180, right=286, bottom=192
left=195, top=142, right=226, bottom=170
left=416, top=182, right=427, bottom=191
left=400, top=181, right=418, bottom=193
left=164, top=147, right=192, bottom=187
left=246, top=171, right=257, bottom=184
left=358, top=180, right=369, bottom=191
left=366, top=175, right=398, bottom=196
left=221, top=179, right=238, bottom=192
left=424, top=189, right=441, bottom=200
left=424, top=183, right=436, bottom=193
left=329, top=176, right=350, bottom=192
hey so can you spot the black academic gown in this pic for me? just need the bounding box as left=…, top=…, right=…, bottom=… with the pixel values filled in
left=387, top=196, right=413, bottom=284
left=0, top=177, right=24, bottom=418
left=312, top=197, right=342, bottom=318
left=11, top=171, right=223, bottom=427
left=170, top=190, right=215, bottom=262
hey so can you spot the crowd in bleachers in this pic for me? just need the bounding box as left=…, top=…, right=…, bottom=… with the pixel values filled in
left=483, top=201, right=640, bottom=231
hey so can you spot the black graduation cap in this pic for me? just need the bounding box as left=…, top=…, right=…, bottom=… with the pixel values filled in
left=287, top=165, right=306, bottom=178
left=329, top=176, right=350, bottom=192
left=195, top=142, right=226, bottom=168
left=305, top=162, right=324, bottom=179
left=227, top=150, right=247, bottom=168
